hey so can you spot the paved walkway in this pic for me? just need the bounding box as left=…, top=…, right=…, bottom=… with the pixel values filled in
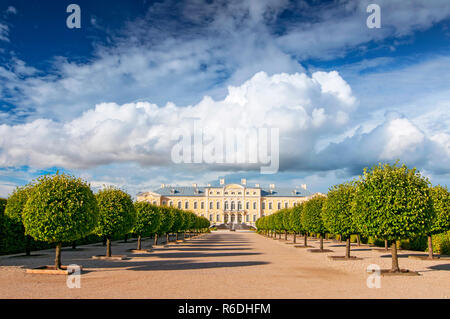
left=0, top=230, right=449, bottom=298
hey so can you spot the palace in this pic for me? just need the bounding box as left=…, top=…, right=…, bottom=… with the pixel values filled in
left=137, top=178, right=315, bottom=228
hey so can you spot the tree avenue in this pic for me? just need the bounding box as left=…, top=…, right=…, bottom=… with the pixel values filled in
left=353, top=163, right=434, bottom=272
left=22, top=173, right=98, bottom=269
left=5, top=185, right=34, bottom=256
left=322, top=182, right=358, bottom=258
left=302, top=195, right=327, bottom=251
left=426, top=185, right=450, bottom=259
left=95, top=187, right=135, bottom=257
left=132, top=201, right=161, bottom=251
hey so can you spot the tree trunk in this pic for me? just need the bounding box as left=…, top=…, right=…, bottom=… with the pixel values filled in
left=25, top=235, right=31, bottom=256
left=72, top=241, right=76, bottom=250
left=391, top=241, right=400, bottom=272
left=106, top=237, right=112, bottom=257
left=345, top=238, right=351, bottom=258
left=304, top=232, right=308, bottom=247
left=284, top=231, right=287, bottom=241
left=278, top=232, right=281, bottom=239
left=320, top=234, right=324, bottom=251
left=384, top=239, right=389, bottom=251
left=166, top=233, right=169, bottom=244
left=55, top=242, right=62, bottom=269
left=428, top=235, right=434, bottom=259
left=137, top=235, right=142, bottom=250
left=154, top=234, right=158, bottom=246
left=124, top=234, right=128, bottom=243
left=356, top=234, right=361, bottom=246
left=176, top=233, right=179, bottom=241
left=293, top=232, right=296, bottom=244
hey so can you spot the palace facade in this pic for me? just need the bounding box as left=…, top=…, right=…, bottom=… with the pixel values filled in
left=137, top=178, right=315, bottom=227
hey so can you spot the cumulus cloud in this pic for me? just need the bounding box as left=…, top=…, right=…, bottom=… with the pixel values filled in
left=0, top=71, right=356, bottom=170
left=315, top=113, right=450, bottom=175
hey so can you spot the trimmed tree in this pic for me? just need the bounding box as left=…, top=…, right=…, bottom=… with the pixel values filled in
left=22, top=173, right=98, bottom=269
left=353, top=163, right=433, bottom=272
left=322, top=182, right=358, bottom=258
left=302, top=195, right=327, bottom=251
left=289, top=205, right=304, bottom=244
left=168, top=208, right=184, bottom=242
left=4, top=185, right=34, bottom=256
left=95, top=187, right=135, bottom=257
left=426, top=185, right=450, bottom=259
left=132, top=202, right=161, bottom=250
left=155, top=206, right=174, bottom=245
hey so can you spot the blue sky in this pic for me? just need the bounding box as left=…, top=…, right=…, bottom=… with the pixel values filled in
left=0, top=0, right=449, bottom=197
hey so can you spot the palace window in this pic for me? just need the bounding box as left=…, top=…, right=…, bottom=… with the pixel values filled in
left=194, top=202, right=198, bottom=209
left=216, top=201, right=220, bottom=209
left=269, top=202, right=273, bottom=210
left=153, top=201, right=157, bottom=205
left=216, top=214, right=220, bottom=222
left=225, top=201, right=229, bottom=210
left=231, top=201, right=235, bottom=210
left=285, top=202, right=288, bottom=208
left=238, top=201, right=242, bottom=210
left=246, top=215, right=249, bottom=222
left=246, top=201, right=249, bottom=210
left=178, top=201, right=181, bottom=209
left=210, top=202, right=213, bottom=209
left=169, top=201, right=173, bottom=207
left=253, top=202, right=256, bottom=210
left=185, top=201, right=189, bottom=209
left=262, top=202, right=266, bottom=209
left=162, top=200, right=166, bottom=206
left=209, top=214, right=213, bottom=221
left=253, top=215, right=256, bottom=222
left=201, top=201, right=204, bottom=209
left=277, top=202, right=281, bottom=210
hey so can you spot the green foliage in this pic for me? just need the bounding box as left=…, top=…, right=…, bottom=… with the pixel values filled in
left=289, top=204, right=304, bottom=234
left=322, top=182, right=357, bottom=239
left=169, top=208, right=185, bottom=233
left=132, top=202, right=161, bottom=236
left=0, top=198, right=7, bottom=215
left=157, top=206, right=174, bottom=235
left=432, top=231, right=450, bottom=255
left=353, top=162, right=433, bottom=241
left=302, top=195, right=327, bottom=235
left=5, top=185, right=33, bottom=224
left=95, top=186, right=135, bottom=239
left=428, top=185, right=450, bottom=235
left=23, top=173, right=98, bottom=243
left=281, top=209, right=291, bottom=231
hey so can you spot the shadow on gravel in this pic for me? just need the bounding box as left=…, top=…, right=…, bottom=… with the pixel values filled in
left=427, top=263, right=450, bottom=271
left=130, top=252, right=262, bottom=259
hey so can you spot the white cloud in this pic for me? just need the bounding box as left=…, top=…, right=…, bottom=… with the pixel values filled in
left=0, top=71, right=356, bottom=171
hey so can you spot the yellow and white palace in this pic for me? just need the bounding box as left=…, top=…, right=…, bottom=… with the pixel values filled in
left=137, top=178, right=316, bottom=228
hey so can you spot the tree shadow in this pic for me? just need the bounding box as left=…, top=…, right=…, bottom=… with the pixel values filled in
left=129, top=251, right=262, bottom=259
left=427, top=264, right=450, bottom=271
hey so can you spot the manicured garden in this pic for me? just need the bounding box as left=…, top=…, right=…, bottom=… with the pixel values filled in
left=0, top=173, right=210, bottom=272
left=256, top=162, right=450, bottom=274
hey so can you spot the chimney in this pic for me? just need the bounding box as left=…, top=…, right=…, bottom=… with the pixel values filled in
left=220, top=178, right=225, bottom=185
left=301, top=184, right=307, bottom=190
left=241, top=178, right=247, bottom=185
left=270, top=184, right=275, bottom=189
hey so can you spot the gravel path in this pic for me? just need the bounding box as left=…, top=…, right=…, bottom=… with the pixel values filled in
left=0, top=230, right=449, bottom=298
